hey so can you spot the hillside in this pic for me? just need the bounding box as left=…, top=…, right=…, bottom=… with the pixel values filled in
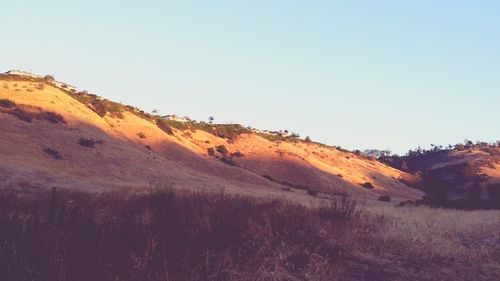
left=0, top=71, right=423, bottom=202
left=380, top=145, right=500, bottom=208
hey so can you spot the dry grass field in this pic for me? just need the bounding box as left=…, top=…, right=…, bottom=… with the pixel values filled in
left=0, top=188, right=498, bottom=281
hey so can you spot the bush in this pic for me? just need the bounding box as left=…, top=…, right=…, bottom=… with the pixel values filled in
left=220, top=157, right=236, bottom=166
left=156, top=119, right=174, bottom=135
left=0, top=100, right=65, bottom=124
left=42, top=111, right=66, bottom=124
left=43, top=147, right=62, bottom=160
left=378, top=195, right=391, bottom=202
left=78, top=137, right=103, bottom=148
left=43, top=75, right=55, bottom=82
left=207, top=147, right=215, bottom=156
left=361, top=182, right=375, bottom=189
left=317, top=196, right=361, bottom=221
left=307, top=189, right=318, bottom=196
left=0, top=99, right=15, bottom=108
left=231, top=151, right=244, bottom=157
left=137, top=132, right=146, bottom=139
left=216, top=145, right=228, bottom=155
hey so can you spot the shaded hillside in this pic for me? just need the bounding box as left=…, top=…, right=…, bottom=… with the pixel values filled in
left=0, top=72, right=423, bottom=202
left=380, top=144, right=500, bottom=208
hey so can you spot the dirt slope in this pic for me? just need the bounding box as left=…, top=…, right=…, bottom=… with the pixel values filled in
left=0, top=73, right=424, bottom=202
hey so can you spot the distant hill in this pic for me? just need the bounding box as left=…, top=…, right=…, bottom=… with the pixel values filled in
left=0, top=71, right=426, bottom=203
left=380, top=144, right=500, bottom=208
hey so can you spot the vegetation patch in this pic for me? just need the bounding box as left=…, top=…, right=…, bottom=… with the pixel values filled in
left=307, top=189, right=319, bottom=196
left=219, top=157, right=237, bottom=166
left=42, top=147, right=62, bottom=160
left=378, top=195, right=391, bottom=202
left=216, top=145, right=228, bottom=155
left=0, top=189, right=365, bottom=281
left=78, top=137, right=103, bottom=148
left=156, top=119, right=174, bottom=135
left=0, top=99, right=66, bottom=124
left=360, top=182, right=375, bottom=189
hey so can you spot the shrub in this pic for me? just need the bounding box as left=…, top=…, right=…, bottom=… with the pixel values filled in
left=156, top=119, right=174, bottom=135
left=78, top=137, right=103, bottom=148
left=262, top=174, right=274, bottom=181
left=43, top=148, right=62, bottom=160
left=207, top=147, right=215, bottom=156
left=0, top=99, right=15, bottom=108
left=378, top=195, right=391, bottom=202
left=317, top=196, right=361, bottom=221
left=137, top=132, right=146, bottom=139
left=307, top=189, right=318, bottom=196
left=0, top=100, right=65, bottom=124
left=216, top=145, right=228, bottom=155
left=43, top=75, right=55, bottom=82
left=9, top=108, right=34, bottom=122
left=42, top=111, right=66, bottom=124
left=231, top=151, right=244, bottom=157
left=361, top=182, right=375, bottom=189
left=220, top=157, right=236, bottom=166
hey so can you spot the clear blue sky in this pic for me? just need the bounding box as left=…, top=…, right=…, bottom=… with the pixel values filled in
left=3, top=1, right=499, bottom=154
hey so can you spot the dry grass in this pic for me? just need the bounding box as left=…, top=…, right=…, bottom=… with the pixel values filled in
left=0, top=188, right=498, bottom=281
left=358, top=204, right=500, bottom=279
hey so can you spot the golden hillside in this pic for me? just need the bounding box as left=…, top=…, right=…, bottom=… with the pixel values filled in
left=0, top=73, right=423, bottom=202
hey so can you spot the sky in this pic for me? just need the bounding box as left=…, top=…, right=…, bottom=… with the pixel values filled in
left=2, top=0, right=499, bottom=154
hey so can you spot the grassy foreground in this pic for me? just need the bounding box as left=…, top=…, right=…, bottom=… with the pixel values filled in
left=0, top=188, right=498, bottom=281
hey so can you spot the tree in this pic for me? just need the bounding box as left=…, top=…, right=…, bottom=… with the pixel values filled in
left=44, top=75, right=55, bottom=82
left=152, top=109, right=158, bottom=114
left=305, top=136, right=311, bottom=143
left=208, top=116, right=214, bottom=124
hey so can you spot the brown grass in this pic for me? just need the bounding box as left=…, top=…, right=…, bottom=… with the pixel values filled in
left=0, top=188, right=497, bottom=281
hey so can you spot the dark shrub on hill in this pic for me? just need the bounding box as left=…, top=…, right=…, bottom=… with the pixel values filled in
left=78, top=137, right=103, bottom=148
left=216, top=145, right=228, bottom=155
left=43, top=75, right=55, bottom=82
left=9, top=108, right=34, bottom=122
left=361, top=182, right=375, bottom=189
left=378, top=195, right=391, bottom=202
left=307, top=189, right=318, bottom=196
left=220, top=157, right=236, bottom=166
left=43, top=148, right=62, bottom=160
left=262, top=174, right=274, bottom=181
left=0, top=100, right=66, bottom=124
left=156, top=119, right=174, bottom=135
left=207, top=147, right=215, bottom=156
left=231, top=151, right=244, bottom=157
left=0, top=99, right=15, bottom=108
left=42, top=111, right=66, bottom=124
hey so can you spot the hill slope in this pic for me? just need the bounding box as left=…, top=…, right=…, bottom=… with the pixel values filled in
left=381, top=146, right=500, bottom=207
left=0, top=72, right=423, bottom=202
